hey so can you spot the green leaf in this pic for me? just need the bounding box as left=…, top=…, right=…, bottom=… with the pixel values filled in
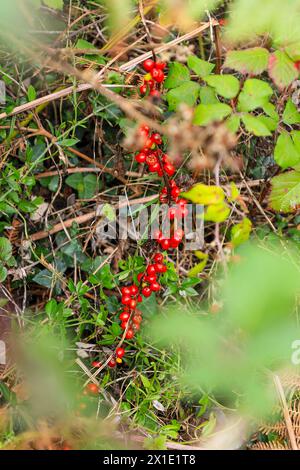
left=66, top=173, right=99, bottom=199
left=45, top=299, right=58, bottom=318
left=241, top=114, right=272, bottom=136
left=0, top=237, right=12, bottom=261
left=75, top=39, right=97, bottom=53
left=268, top=51, right=298, bottom=89
left=274, top=133, right=300, bottom=169
left=282, top=98, right=300, bottom=125
left=224, top=47, right=269, bottom=75
left=187, top=56, right=215, bottom=77
left=166, top=81, right=200, bottom=110
left=226, top=114, right=240, bottom=133
left=269, top=170, right=300, bottom=212
left=238, top=79, right=273, bottom=112
left=56, top=138, right=79, bottom=147
left=199, top=86, right=218, bottom=104
left=193, top=103, right=232, bottom=126
left=18, top=200, right=38, bottom=213
left=164, top=62, right=190, bottom=89
left=204, top=74, right=240, bottom=99
left=257, top=115, right=278, bottom=132
left=27, top=85, right=36, bottom=101
left=43, top=0, right=63, bottom=9
left=284, top=42, right=300, bottom=61
left=0, top=265, right=7, bottom=282
left=81, top=173, right=99, bottom=199
left=262, top=103, right=279, bottom=123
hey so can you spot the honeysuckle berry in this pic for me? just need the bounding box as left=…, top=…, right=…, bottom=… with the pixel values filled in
left=143, top=59, right=155, bottom=71
left=151, top=68, right=165, bottom=83
left=130, top=285, right=139, bottom=295
left=91, top=360, right=102, bottom=368
left=108, top=358, right=117, bottom=368
left=150, top=281, right=161, bottom=292
left=153, top=253, right=163, bottom=263
left=125, top=328, right=134, bottom=339
left=116, top=347, right=125, bottom=359
left=119, top=311, right=130, bottom=321
left=121, top=295, right=131, bottom=305
left=86, top=383, right=99, bottom=394
left=142, top=286, right=151, bottom=297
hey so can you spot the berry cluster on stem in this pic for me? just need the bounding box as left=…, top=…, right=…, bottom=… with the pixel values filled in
left=88, top=58, right=190, bottom=379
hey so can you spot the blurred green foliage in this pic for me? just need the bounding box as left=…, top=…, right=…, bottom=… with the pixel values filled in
left=151, top=240, right=300, bottom=418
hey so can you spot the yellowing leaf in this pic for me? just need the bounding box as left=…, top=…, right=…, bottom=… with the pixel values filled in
left=230, top=218, right=252, bottom=247
left=228, top=182, right=240, bottom=202
left=204, top=202, right=230, bottom=223
left=181, top=184, right=225, bottom=205
left=188, top=251, right=208, bottom=277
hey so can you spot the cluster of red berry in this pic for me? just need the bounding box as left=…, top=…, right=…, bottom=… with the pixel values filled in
left=135, top=125, right=175, bottom=177
left=87, top=58, right=189, bottom=385
left=139, top=59, right=166, bottom=98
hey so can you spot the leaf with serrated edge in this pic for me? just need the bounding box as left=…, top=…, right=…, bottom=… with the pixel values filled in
left=268, top=51, right=298, bottom=89
left=269, top=171, right=300, bottom=212
left=193, top=103, right=232, bottom=126
left=282, top=99, right=300, bottom=125
left=204, top=74, right=240, bottom=99
left=274, top=133, right=300, bottom=169
left=224, top=48, right=269, bottom=75
left=242, top=114, right=272, bottom=136
left=238, top=79, right=273, bottom=112
left=187, top=56, right=215, bottom=77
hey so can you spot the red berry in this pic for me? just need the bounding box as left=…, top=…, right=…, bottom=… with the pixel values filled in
left=135, top=152, right=146, bottom=163
left=173, top=228, right=184, bottom=241
left=121, top=287, right=131, bottom=296
left=164, top=163, right=175, bottom=176
left=116, top=347, right=125, bottom=359
left=148, top=162, right=160, bottom=172
left=145, top=79, right=155, bottom=89
left=125, top=328, right=134, bottom=339
left=142, top=286, right=152, bottom=297
left=121, top=321, right=128, bottom=329
left=171, top=187, right=180, bottom=199
left=155, top=263, right=167, bottom=273
left=150, top=89, right=161, bottom=98
left=120, top=312, right=130, bottom=321
left=145, top=274, right=157, bottom=283
left=121, top=295, right=131, bottom=305
left=170, top=238, right=180, bottom=249
left=137, top=272, right=144, bottom=283
left=129, top=299, right=137, bottom=310
left=91, top=361, right=102, bottom=368
left=139, top=124, right=150, bottom=136
left=152, top=133, right=162, bottom=145
left=145, top=137, right=155, bottom=149
left=130, top=285, right=139, bottom=295
left=160, top=239, right=170, bottom=250
left=133, top=314, right=142, bottom=324
left=168, top=207, right=177, bottom=220
left=108, top=358, right=117, bottom=368
left=153, top=229, right=163, bottom=241
left=147, top=264, right=157, bottom=275
left=143, top=59, right=155, bottom=72
left=152, top=68, right=165, bottom=83
left=86, top=383, right=99, bottom=394
left=156, top=62, right=166, bottom=70
left=139, top=84, right=147, bottom=95
left=153, top=253, right=163, bottom=263
left=150, top=281, right=161, bottom=292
